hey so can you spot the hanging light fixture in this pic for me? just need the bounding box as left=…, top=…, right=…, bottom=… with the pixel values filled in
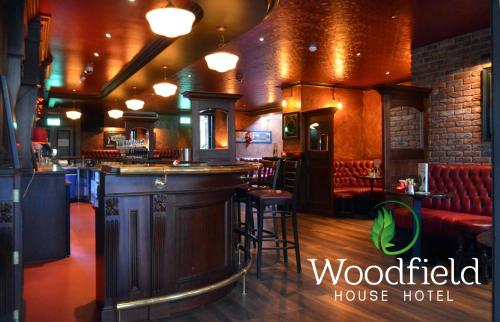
left=329, top=87, right=343, bottom=110
left=108, top=109, right=124, bottom=119
left=146, top=0, right=195, bottom=38
left=205, top=26, right=239, bottom=73
left=66, top=101, right=82, bottom=120
left=126, top=87, right=145, bottom=110
left=153, top=66, right=178, bottom=97
left=66, top=110, right=81, bottom=120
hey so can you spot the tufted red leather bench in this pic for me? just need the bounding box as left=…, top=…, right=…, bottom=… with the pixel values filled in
left=393, top=164, right=492, bottom=237
left=333, top=160, right=384, bottom=197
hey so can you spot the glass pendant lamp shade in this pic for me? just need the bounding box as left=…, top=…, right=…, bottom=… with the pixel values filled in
left=204, top=52, right=239, bottom=73
left=125, top=99, right=145, bottom=110
left=146, top=7, right=195, bottom=38
left=108, top=109, right=124, bottom=119
left=66, top=110, right=81, bottom=120
left=153, top=82, right=177, bottom=97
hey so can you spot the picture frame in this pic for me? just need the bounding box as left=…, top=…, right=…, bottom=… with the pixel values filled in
left=283, top=112, right=300, bottom=140
left=236, top=130, right=272, bottom=143
left=103, top=131, right=126, bottom=149
left=481, top=67, right=492, bottom=141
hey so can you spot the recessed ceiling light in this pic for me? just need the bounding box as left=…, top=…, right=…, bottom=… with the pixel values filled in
left=308, top=42, right=318, bottom=52
left=259, top=37, right=264, bottom=42
left=72, top=89, right=77, bottom=92
left=105, top=33, right=111, bottom=38
left=188, top=74, right=192, bottom=78
left=356, top=52, right=361, bottom=56
left=385, top=71, right=391, bottom=75
left=93, top=52, right=100, bottom=57
left=128, top=0, right=135, bottom=2
left=391, top=15, right=397, bottom=19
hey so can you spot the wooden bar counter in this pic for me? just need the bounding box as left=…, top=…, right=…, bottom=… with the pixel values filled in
left=95, top=162, right=258, bottom=322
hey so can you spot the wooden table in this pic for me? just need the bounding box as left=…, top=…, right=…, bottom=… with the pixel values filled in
left=384, top=191, right=450, bottom=258
left=356, top=175, right=383, bottom=194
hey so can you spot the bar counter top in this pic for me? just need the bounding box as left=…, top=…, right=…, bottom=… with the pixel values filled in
left=100, top=162, right=260, bottom=175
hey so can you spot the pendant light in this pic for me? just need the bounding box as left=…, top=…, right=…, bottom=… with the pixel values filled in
left=108, top=109, right=124, bottom=119
left=126, top=87, right=145, bottom=110
left=66, top=101, right=82, bottom=120
left=205, top=26, right=239, bottom=73
left=153, top=66, right=178, bottom=97
left=146, top=0, right=195, bottom=38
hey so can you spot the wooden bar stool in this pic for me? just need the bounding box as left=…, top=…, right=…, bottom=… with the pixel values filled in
left=245, top=160, right=301, bottom=278
left=234, top=159, right=281, bottom=247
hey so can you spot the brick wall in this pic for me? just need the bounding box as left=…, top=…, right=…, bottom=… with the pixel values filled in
left=389, top=106, right=421, bottom=149
left=412, top=28, right=491, bottom=164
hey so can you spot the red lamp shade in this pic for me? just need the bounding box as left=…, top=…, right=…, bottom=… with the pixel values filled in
left=32, top=127, right=48, bottom=144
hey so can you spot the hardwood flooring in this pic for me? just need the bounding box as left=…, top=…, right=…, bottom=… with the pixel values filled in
left=23, top=203, right=492, bottom=322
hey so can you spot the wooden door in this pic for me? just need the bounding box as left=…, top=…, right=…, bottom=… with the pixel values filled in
left=376, top=85, right=431, bottom=190
left=303, top=108, right=334, bottom=215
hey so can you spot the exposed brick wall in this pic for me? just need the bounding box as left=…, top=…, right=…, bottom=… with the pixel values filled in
left=412, top=28, right=491, bottom=164
left=390, top=106, right=421, bottom=149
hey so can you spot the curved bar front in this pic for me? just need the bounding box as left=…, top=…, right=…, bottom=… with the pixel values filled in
left=96, top=163, right=258, bottom=322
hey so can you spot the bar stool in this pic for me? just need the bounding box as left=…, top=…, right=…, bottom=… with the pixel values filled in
left=245, top=160, right=301, bottom=278
left=234, top=159, right=281, bottom=247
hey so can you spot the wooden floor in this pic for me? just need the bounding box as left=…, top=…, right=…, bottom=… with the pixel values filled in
left=24, top=203, right=492, bottom=322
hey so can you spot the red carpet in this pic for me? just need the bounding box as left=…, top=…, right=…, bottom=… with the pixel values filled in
left=24, top=202, right=97, bottom=322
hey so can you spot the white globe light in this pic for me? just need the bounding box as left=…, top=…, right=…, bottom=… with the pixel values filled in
left=153, top=82, right=178, bottom=97
left=146, top=7, right=195, bottom=38
left=125, top=99, right=145, bottom=110
left=108, top=109, right=124, bottom=119
left=66, top=110, right=81, bottom=120
left=204, top=51, right=239, bottom=73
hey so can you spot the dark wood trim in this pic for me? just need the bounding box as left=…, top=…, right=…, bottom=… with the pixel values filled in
left=182, top=91, right=242, bottom=101
left=492, top=0, right=499, bottom=321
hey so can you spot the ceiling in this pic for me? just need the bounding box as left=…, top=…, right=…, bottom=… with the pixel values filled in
left=43, top=0, right=490, bottom=113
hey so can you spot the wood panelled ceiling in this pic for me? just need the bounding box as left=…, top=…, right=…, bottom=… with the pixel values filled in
left=43, top=0, right=490, bottom=112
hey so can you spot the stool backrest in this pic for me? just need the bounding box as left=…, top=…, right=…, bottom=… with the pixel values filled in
left=282, top=160, right=301, bottom=208
left=257, top=159, right=281, bottom=189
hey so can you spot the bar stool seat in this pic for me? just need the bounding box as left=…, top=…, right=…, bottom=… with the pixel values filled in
left=247, top=189, right=292, bottom=203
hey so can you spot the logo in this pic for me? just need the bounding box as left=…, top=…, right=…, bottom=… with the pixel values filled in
left=370, top=200, right=421, bottom=256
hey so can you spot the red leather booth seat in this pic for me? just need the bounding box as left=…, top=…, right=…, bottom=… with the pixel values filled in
left=333, top=160, right=383, bottom=197
left=81, top=148, right=179, bottom=159
left=393, top=164, right=492, bottom=237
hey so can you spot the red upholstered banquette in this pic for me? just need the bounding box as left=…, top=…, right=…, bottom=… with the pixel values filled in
left=81, top=148, right=179, bottom=159
left=393, top=164, right=492, bottom=237
left=333, top=160, right=383, bottom=196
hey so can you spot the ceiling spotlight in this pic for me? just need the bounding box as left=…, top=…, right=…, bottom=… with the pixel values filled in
left=105, top=33, right=111, bottom=38
left=72, top=89, right=77, bottom=92
left=93, top=52, right=100, bottom=57
left=385, top=71, right=391, bottom=75
left=108, top=109, right=124, bottom=119
left=146, top=0, right=196, bottom=38
left=259, top=37, right=264, bottom=42
left=308, top=42, right=318, bottom=52
left=356, top=52, right=361, bottom=56
left=391, top=15, right=397, bottom=19
left=188, top=74, right=192, bottom=78
left=205, top=26, right=239, bottom=73
left=153, top=66, right=178, bottom=97
left=84, top=63, right=94, bottom=75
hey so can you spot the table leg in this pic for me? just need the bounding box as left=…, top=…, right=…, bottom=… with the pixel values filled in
left=412, top=198, right=422, bottom=258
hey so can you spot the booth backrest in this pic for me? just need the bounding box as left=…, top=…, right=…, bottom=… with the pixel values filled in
left=334, top=160, right=383, bottom=188
left=424, top=164, right=492, bottom=216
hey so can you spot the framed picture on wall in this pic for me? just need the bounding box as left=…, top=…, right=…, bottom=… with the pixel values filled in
left=282, top=112, right=300, bottom=140
left=236, top=130, right=272, bottom=143
left=482, top=67, right=492, bottom=141
left=104, top=131, right=126, bottom=149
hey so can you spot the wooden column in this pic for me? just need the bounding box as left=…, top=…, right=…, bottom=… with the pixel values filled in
left=15, top=18, right=42, bottom=169
left=183, top=91, right=241, bottom=162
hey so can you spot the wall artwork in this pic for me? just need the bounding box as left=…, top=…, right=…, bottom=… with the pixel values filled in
left=104, top=131, right=126, bottom=149
left=236, top=130, right=272, bottom=144
left=283, top=112, right=300, bottom=140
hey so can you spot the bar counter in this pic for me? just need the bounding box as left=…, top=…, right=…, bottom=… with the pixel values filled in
left=96, top=162, right=258, bottom=322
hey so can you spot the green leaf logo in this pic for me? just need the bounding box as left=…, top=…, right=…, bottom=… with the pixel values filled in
left=370, top=200, right=421, bottom=256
